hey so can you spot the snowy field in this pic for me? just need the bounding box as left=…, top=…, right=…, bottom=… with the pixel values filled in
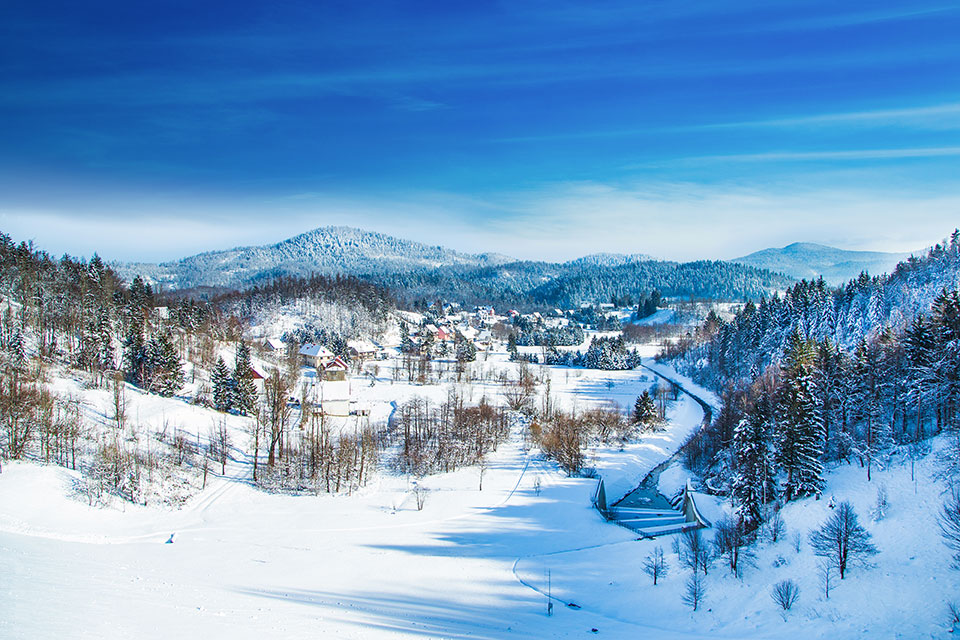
left=3, top=351, right=959, bottom=639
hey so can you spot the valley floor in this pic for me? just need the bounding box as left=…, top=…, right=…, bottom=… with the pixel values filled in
left=2, top=358, right=958, bottom=639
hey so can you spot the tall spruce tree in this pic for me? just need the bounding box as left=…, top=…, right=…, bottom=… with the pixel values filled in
left=732, top=395, right=774, bottom=527
left=233, top=342, right=256, bottom=416
left=147, top=332, right=183, bottom=397
left=123, top=324, right=146, bottom=386
left=905, top=314, right=935, bottom=440
left=212, top=356, right=233, bottom=412
left=777, top=332, right=825, bottom=500
left=852, top=339, right=883, bottom=480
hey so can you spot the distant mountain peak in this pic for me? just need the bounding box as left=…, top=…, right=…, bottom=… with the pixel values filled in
left=114, top=225, right=514, bottom=290
left=732, top=242, right=916, bottom=285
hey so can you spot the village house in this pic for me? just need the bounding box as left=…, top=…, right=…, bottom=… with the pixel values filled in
left=346, top=339, right=378, bottom=361
left=249, top=363, right=269, bottom=394
left=474, top=306, right=496, bottom=324
left=322, top=356, right=349, bottom=382
left=299, top=343, right=335, bottom=368
left=457, top=325, right=479, bottom=342
left=263, top=337, right=286, bottom=353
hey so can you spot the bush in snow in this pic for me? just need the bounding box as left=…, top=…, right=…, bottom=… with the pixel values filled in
left=871, top=484, right=889, bottom=521
left=771, top=579, right=800, bottom=612
left=764, top=509, right=786, bottom=544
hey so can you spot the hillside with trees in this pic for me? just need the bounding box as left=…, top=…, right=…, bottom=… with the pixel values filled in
left=662, top=231, right=960, bottom=517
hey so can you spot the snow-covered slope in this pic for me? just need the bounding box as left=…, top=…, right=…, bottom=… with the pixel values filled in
left=3, top=359, right=958, bottom=638
left=732, top=242, right=915, bottom=285
left=115, top=226, right=514, bottom=290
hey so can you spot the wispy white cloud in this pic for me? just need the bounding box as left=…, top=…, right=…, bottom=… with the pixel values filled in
left=492, top=101, right=960, bottom=143
left=700, top=102, right=960, bottom=130
left=4, top=180, right=956, bottom=265
left=659, top=146, right=960, bottom=166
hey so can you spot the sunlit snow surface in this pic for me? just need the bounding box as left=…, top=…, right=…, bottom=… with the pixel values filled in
left=2, top=349, right=957, bottom=639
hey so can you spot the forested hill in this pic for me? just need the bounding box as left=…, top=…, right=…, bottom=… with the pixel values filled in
left=115, top=226, right=513, bottom=290
left=0, top=231, right=396, bottom=380
left=658, top=231, right=960, bottom=524
left=115, top=225, right=794, bottom=307
left=371, top=258, right=793, bottom=308
left=665, top=231, right=960, bottom=394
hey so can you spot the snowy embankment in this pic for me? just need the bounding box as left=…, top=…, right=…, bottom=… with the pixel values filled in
left=584, top=361, right=718, bottom=503
left=588, top=388, right=703, bottom=503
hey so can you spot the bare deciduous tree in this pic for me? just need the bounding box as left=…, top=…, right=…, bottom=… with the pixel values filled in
left=643, top=546, right=668, bottom=585
left=817, top=560, right=836, bottom=599
left=682, top=571, right=706, bottom=611
left=809, top=501, right=878, bottom=579
left=414, top=484, right=428, bottom=511
left=681, top=528, right=712, bottom=576
left=714, top=516, right=754, bottom=578
left=262, top=368, right=292, bottom=466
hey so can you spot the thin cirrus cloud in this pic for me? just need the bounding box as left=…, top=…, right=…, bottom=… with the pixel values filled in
left=2, top=40, right=956, bottom=110
left=492, top=102, right=960, bottom=143
left=4, top=181, right=954, bottom=265
left=663, top=146, right=960, bottom=166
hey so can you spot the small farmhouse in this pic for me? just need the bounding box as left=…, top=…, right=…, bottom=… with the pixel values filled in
left=299, top=343, right=334, bottom=368
left=263, top=338, right=286, bottom=353
left=322, top=356, right=349, bottom=381
left=346, top=339, right=378, bottom=361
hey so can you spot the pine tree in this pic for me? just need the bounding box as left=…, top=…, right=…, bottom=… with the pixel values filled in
left=212, top=357, right=233, bottom=412
left=123, top=325, right=146, bottom=386
left=147, top=332, right=183, bottom=397
left=97, top=308, right=115, bottom=371
left=633, top=390, right=657, bottom=426
left=400, top=322, right=415, bottom=354
left=233, top=342, right=256, bottom=416
left=905, top=315, right=935, bottom=440
left=852, top=339, right=884, bottom=480
left=455, top=338, right=477, bottom=363
left=732, top=396, right=773, bottom=527
left=777, top=332, right=825, bottom=500
left=7, top=328, right=25, bottom=370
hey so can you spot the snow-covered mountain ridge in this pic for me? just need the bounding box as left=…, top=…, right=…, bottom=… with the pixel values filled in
left=733, top=242, right=916, bottom=285
left=114, top=226, right=514, bottom=290
left=113, top=225, right=794, bottom=304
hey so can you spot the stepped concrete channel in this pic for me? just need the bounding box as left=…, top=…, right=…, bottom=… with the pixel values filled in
left=593, top=365, right=714, bottom=539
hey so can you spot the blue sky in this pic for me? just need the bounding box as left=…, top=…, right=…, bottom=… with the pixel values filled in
left=1, top=0, right=959, bottom=262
